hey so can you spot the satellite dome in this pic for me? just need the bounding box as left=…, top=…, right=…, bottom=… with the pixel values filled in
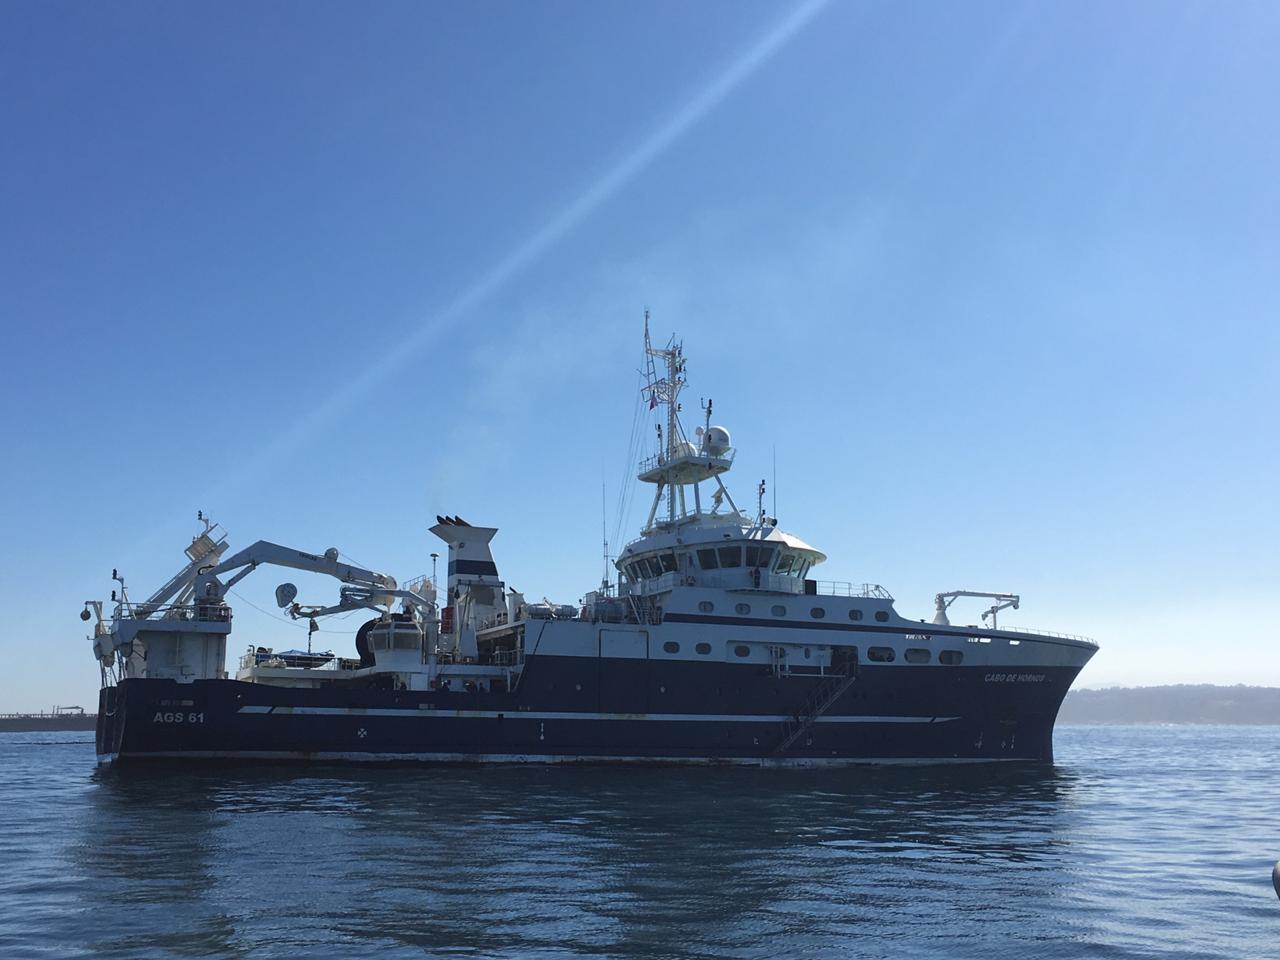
left=673, top=440, right=699, bottom=460
left=704, top=425, right=731, bottom=457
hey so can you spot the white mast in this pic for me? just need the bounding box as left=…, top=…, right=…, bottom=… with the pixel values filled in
left=637, top=315, right=740, bottom=533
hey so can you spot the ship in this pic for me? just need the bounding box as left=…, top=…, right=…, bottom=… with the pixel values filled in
left=87, top=322, right=1097, bottom=766
left=0, top=706, right=96, bottom=733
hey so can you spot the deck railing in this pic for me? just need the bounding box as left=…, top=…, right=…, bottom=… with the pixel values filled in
left=636, top=449, right=735, bottom=476
left=627, top=571, right=892, bottom=600
left=118, top=602, right=233, bottom=623
left=812, top=581, right=894, bottom=599
left=989, top=626, right=1097, bottom=644
left=402, top=575, right=438, bottom=601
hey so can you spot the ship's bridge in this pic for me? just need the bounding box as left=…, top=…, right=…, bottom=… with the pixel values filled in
left=616, top=519, right=828, bottom=596
left=621, top=322, right=842, bottom=598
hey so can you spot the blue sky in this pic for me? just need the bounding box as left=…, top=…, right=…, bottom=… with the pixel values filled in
left=1, top=1, right=1277, bottom=710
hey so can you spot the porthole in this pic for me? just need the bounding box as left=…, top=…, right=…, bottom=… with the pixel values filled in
left=867, top=646, right=896, bottom=662
left=734, top=644, right=750, bottom=658
left=663, top=641, right=680, bottom=654
left=849, top=609, right=863, bottom=621
left=939, top=650, right=964, bottom=665
left=698, top=601, right=714, bottom=613
left=874, top=610, right=889, bottom=623
left=804, top=647, right=812, bottom=659
left=695, top=642, right=712, bottom=655
left=771, top=605, right=787, bottom=617
left=810, top=607, right=826, bottom=619
left=904, top=648, right=931, bottom=664
left=735, top=603, right=751, bottom=615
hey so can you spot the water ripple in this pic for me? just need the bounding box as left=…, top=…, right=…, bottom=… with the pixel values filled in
left=0, top=727, right=1277, bottom=958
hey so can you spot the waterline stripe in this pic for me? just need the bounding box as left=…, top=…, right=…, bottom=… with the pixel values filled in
left=119, top=750, right=1013, bottom=768
left=234, top=706, right=956, bottom=724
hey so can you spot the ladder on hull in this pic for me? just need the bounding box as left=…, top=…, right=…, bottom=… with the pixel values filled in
left=773, top=668, right=859, bottom=757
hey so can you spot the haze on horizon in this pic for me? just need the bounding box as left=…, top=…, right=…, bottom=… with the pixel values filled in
left=1, top=1, right=1277, bottom=711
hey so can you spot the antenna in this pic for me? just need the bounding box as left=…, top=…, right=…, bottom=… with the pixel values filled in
left=758, top=479, right=766, bottom=525
left=772, top=444, right=777, bottom=519
left=601, top=481, right=610, bottom=592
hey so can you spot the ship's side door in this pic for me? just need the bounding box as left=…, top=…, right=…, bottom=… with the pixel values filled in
left=598, top=629, right=649, bottom=715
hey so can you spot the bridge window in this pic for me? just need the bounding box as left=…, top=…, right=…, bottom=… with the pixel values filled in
left=939, top=650, right=964, bottom=665
left=698, top=601, right=714, bottom=613
left=695, top=642, right=712, bottom=655
left=718, top=546, right=742, bottom=568
left=771, top=604, right=787, bottom=617
left=734, top=644, right=750, bottom=657
left=735, top=603, right=750, bottom=615
left=774, top=554, right=794, bottom=576
left=849, top=609, right=863, bottom=621
left=810, top=607, right=826, bottom=619
left=663, top=641, right=680, bottom=654
left=644, top=558, right=664, bottom=578
left=697, top=548, right=719, bottom=570
left=904, top=648, right=931, bottom=664
left=867, top=646, right=896, bottom=662
left=745, top=544, right=775, bottom=568
left=658, top=554, right=677, bottom=574
left=874, top=610, right=890, bottom=623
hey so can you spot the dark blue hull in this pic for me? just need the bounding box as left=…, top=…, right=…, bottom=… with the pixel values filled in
left=98, top=654, right=1082, bottom=765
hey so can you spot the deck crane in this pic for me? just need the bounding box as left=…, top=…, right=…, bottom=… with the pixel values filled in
left=192, top=536, right=438, bottom=655
left=194, top=540, right=404, bottom=618
left=932, top=590, right=1020, bottom=628
left=87, top=515, right=435, bottom=678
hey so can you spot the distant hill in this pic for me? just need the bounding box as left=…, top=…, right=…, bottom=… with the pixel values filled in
left=1059, top=684, right=1280, bottom=725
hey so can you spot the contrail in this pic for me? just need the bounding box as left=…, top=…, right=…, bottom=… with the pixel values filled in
left=199, top=0, right=832, bottom=507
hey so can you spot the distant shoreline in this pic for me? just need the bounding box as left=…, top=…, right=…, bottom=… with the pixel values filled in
left=1058, top=684, right=1280, bottom=725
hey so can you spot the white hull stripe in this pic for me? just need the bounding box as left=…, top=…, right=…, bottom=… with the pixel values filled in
left=116, top=750, right=1014, bottom=767
left=234, top=706, right=957, bottom=724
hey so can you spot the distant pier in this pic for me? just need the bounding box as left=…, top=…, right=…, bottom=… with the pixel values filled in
left=0, top=709, right=96, bottom=732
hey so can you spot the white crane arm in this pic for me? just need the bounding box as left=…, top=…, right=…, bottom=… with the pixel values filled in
left=932, top=590, right=1020, bottom=626
left=205, top=541, right=395, bottom=594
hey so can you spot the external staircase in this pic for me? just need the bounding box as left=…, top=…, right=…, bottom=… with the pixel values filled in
left=772, top=666, right=859, bottom=756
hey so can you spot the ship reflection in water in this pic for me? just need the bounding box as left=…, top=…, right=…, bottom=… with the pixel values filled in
left=0, top=725, right=1262, bottom=958
left=82, top=763, right=1083, bottom=958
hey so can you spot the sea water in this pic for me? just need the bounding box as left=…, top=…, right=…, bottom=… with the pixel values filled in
left=1, top=725, right=1276, bottom=959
